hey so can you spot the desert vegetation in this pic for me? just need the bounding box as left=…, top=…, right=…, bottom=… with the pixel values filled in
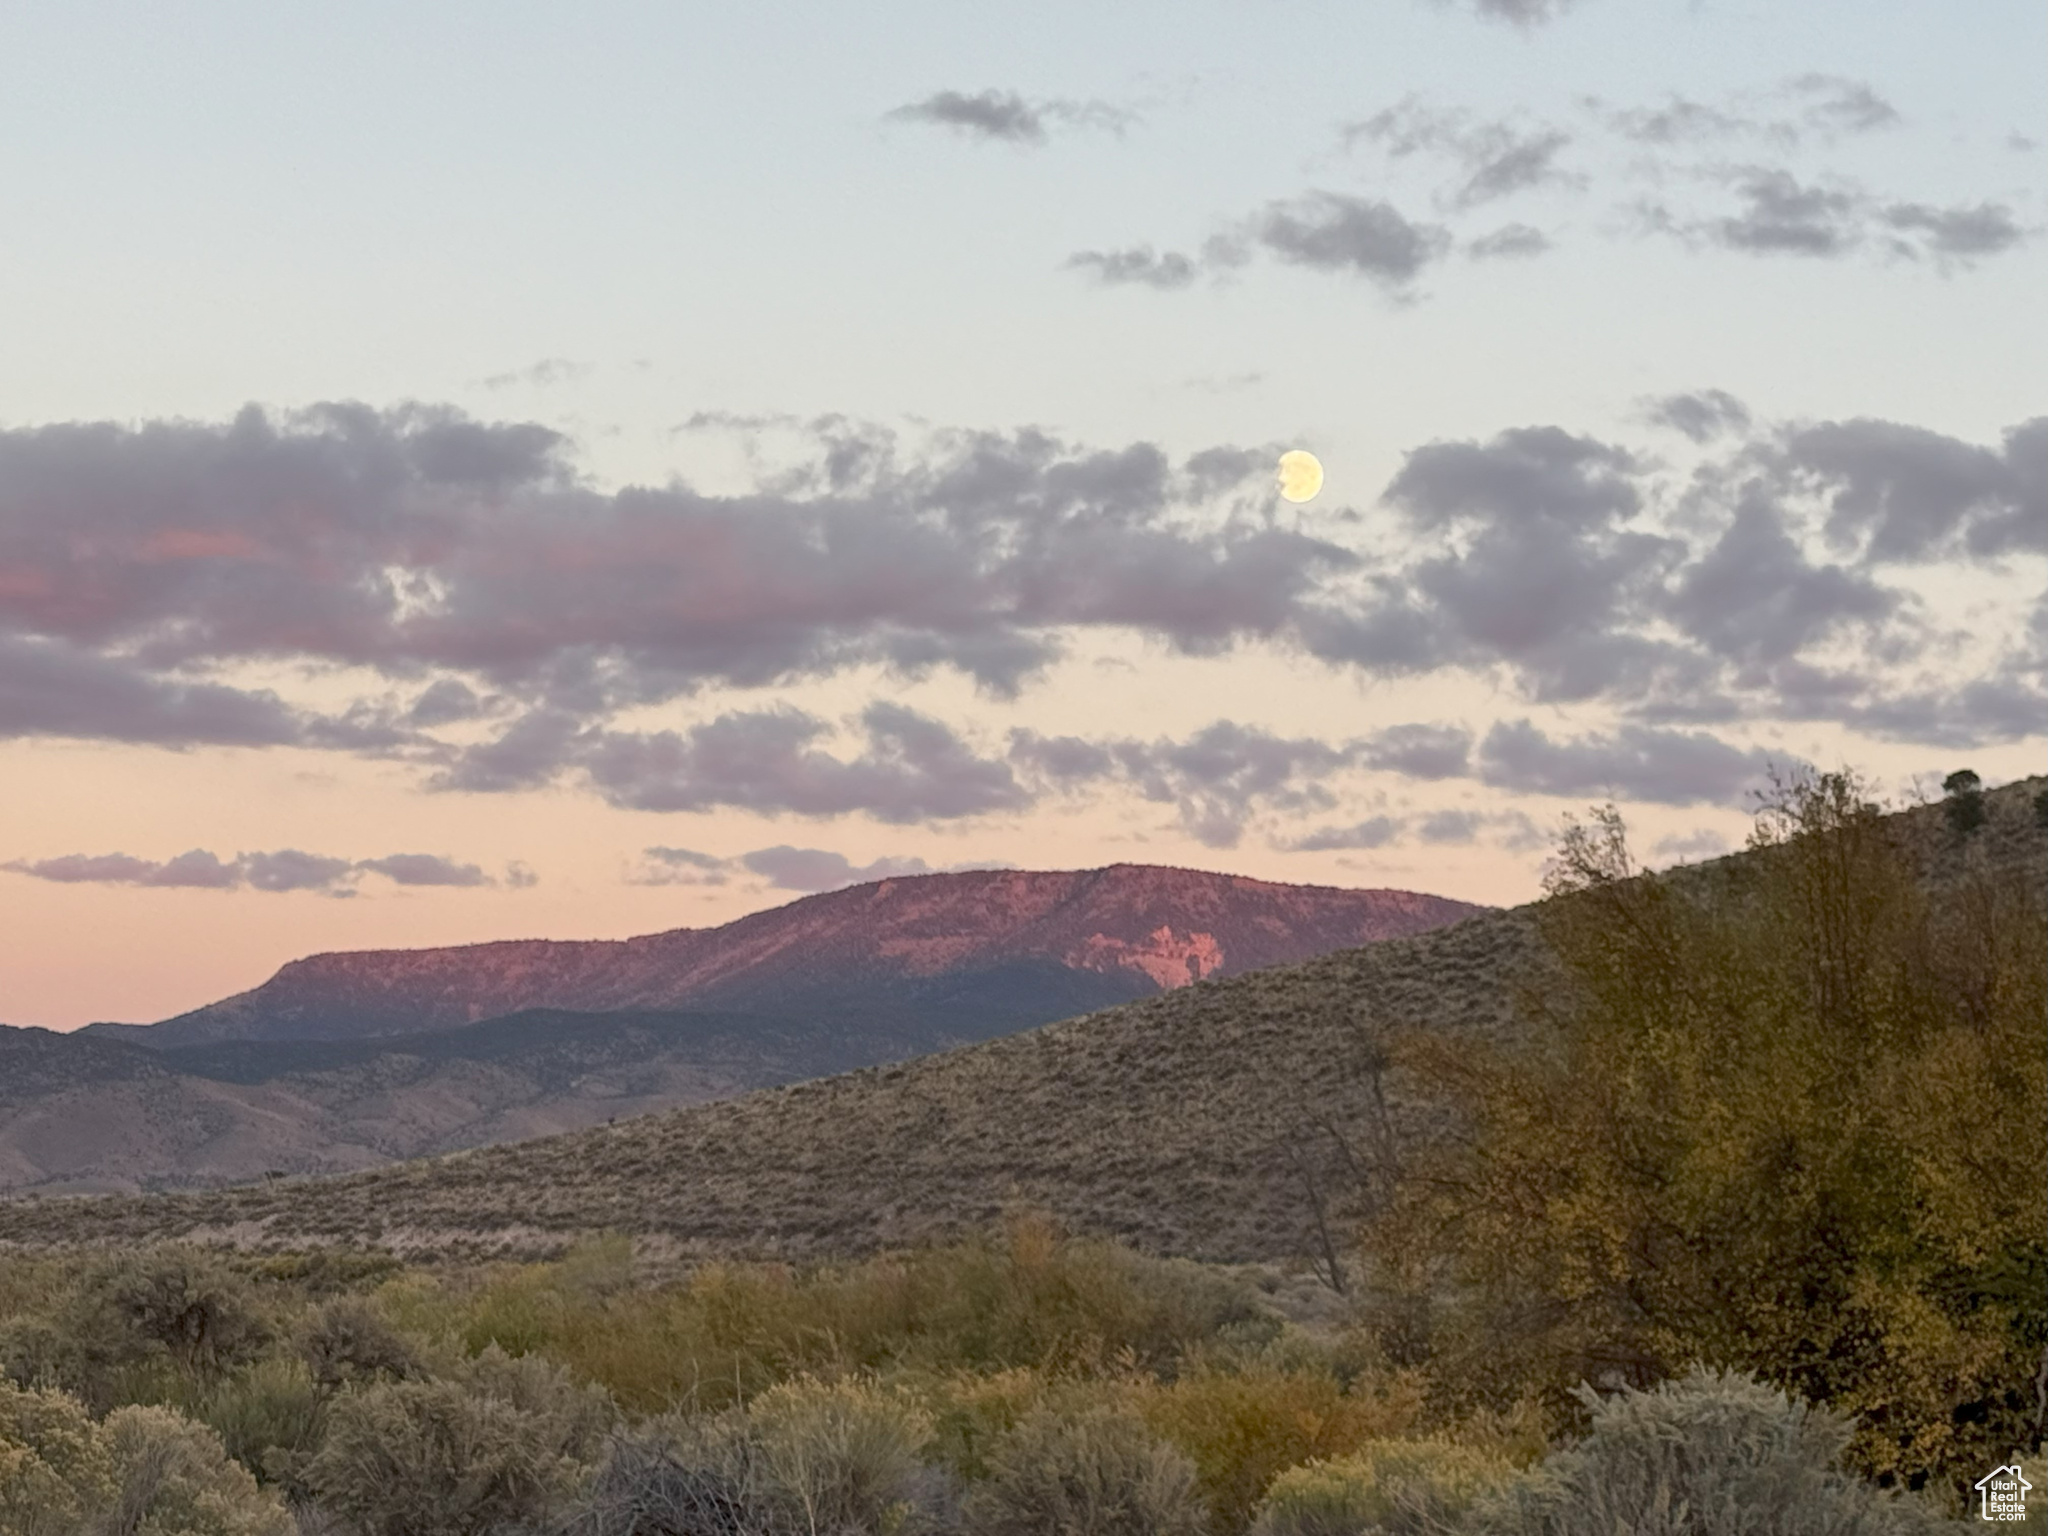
left=0, top=770, right=2040, bottom=1532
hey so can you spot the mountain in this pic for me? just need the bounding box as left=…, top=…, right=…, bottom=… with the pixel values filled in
left=18, top=777, right=2036, bottom=1259
left=2, top=866, right=1482, bottom=1194
left=86, top=865, right=1485, bottom=1048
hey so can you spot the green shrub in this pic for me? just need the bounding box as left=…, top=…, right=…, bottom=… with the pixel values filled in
left=1480, top=1369, right=1950, bottom=1536
left=968, top=1404, right=1208, bottom=1536
left=1252, top=1439, right=1530, bottom=1536
left=300, top=1347, right=613, bottom=1536
left=100, top=1404, right=294, bottom=1536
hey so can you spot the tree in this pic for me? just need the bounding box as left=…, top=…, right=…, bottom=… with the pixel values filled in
left=1366, top=769, right=2046, bottom=1505
left=1941, top=768, right=1986, bottom=836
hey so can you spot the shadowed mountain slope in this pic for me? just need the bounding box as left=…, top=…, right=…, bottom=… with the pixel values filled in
left=85, top=866, right=1484, bottom=1048
left=7, top=778, right=2039, bottom=1260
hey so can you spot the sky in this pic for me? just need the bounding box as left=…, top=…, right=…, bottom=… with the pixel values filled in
left=2, top=0, right=2042, bottom=1029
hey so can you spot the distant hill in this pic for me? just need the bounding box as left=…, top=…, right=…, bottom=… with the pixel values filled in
left=0, top=1003, right=1042, bottom=1195
left=3, top=867, right=1482, bottom=1193
left=7, top=778, right=2035, bottom=1260
left=86, top=865, right=1484, bottom=1049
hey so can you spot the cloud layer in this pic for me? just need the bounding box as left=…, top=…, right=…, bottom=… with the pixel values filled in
left=3, top=847, right=504, bottom=895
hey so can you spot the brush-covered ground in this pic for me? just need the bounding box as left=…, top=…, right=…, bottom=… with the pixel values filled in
left=0, top=770, right=2039, bottom=1534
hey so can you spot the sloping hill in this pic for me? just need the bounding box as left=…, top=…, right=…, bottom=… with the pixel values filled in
left=86, top=866, right=1482, bottom=1048
left=7, top=778, right=2040, bottom=1261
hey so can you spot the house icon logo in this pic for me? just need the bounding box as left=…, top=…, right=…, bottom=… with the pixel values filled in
left=1976, top=1462, right=2032, bottom=1522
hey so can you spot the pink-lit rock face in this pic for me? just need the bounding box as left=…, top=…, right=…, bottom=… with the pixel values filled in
left=146, top=865, right=1488, bottom=1045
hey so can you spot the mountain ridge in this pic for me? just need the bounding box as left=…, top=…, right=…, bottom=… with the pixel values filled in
left=87, top=864, right=1485, bottom=1048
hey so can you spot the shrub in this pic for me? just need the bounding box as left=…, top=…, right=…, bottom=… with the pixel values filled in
left=968, top=1404, right=1208, bottom=1536
left=100, top=1404, right=294, bottom=1536
left=1478, top=1369, right=1949, bottom=1536
left=0, top=1380, right=114, bottom=1536
left=736, top=1376, right=950, bottom=1536
left=1252, top=1439, right=1530, bottom=1536
left=75, top=1248, right=272, bottom=1380
left=555, top=1433, right=762, bottom=1536
left=297, top=1297, right=419, bottom=1396
left=185, top=1359, right=325, bottom=1484
left=300, top=1347, right=613, bottom=1536
left=1138, top=1367, right=1424, bottom=1533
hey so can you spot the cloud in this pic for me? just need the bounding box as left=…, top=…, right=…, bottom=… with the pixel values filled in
left=1786, top=74, right=1901, bottom=136
left=1358, top=722, right=1473, bottom=779
left=1646, top=389, right=1752, bottom=443
left=1466, top=223, right=1550, bottom=259
left=1476, top=719, right=1790, bottom=806
left=4, top=847, right=506, bottom=894
left=572, top=703, right=1029, bottom=822
left=885, top=89, right=1130, bottom=144
left=1776, top=416, right=2046, bottom=562
left=1347, top=102, right=1582, bottom=209
left=1014, top=720, right=1349, bottom=847
left=1065, top=247, right=1201, bottom=289
left=1251, top=194, right=1453, bottom=289
left=1599, top=76, right=1900, bottom=148
left=354, top=853, right=491, bottom=887
left=1416, top=808, right=1486, bottom=844
left=1, top=406, right=1359, bottom=737
left=1645, top=170, right=2029, bottom=267
left=1441, top=0, right=1581, bottom=26
left=1667, top=498, right=1900, bottom=665
left=477, top=358, right=589, bottom=390
left=1287, top=815, right=1404, bottom=852
left=739, top=846, right=936, bottom=892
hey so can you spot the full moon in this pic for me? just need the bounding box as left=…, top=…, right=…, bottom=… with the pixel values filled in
left=1277, top=449, right=1324, bottom=504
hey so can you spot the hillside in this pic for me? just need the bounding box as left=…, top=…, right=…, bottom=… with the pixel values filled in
left=86, top=865, right=1483, bottom=1048
left=0, top=1002, right=1039, bottom=1195
left=5, top=777, right=2040, bottom=1260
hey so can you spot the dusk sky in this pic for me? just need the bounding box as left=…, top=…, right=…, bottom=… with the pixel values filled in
left=3, top=0, right=2042, bottom=1029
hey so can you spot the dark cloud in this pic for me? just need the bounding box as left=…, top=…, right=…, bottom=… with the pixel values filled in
left=241, top=850, right=360, bottom=893
left=1777, top=417, right=2046, bottom=562
left=1287, top=815, right=1403, bottom=852
left=574, top=703, right=1028, bottom=823
left=1064, top=247, right=1200, bottom=290
left=886, top=90, right=1129, bottom=145
left=1667, top=498, right=1900, bottom=665
left=1646, top=390, right=1753, bottom=443
left=1466, top=224, right=1550, bottom=259
left=1879, top=201, right=2027, bottom=260
left=2, top=406, right=1357, bottom=747
left=1476, top=719, right=1789, bottom=806
left=1358, top=722, right=1472, bottom=779
left=1252, top=194, right=1453, bottom=288
left=406, top=678, right=486, bottom=727
left=0, top=637, right=306, bottom=748
left=355, top=853, right=491, bottom=887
